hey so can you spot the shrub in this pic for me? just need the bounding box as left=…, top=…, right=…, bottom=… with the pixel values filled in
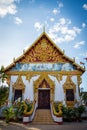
left=3, top=106, right=15, bottom=123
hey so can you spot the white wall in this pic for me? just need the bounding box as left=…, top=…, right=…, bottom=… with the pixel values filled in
left=8, top=75, right=18, bottom=102
left=23, top=75, right=40, bottom=101
left=49, top=75, right=65, bottom=104
left=71, top=76, right=80, bottom=102
left=8, top=74, right=80, bottom=105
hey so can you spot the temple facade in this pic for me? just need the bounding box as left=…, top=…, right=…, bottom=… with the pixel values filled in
left=5, top=32, right=85, bottom=108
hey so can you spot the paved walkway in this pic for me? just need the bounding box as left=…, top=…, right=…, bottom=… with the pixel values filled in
left=0, top=120, right=87, bottom=130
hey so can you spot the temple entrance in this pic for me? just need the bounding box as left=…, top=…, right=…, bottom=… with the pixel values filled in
left=38, top=89, right=50, bottom=109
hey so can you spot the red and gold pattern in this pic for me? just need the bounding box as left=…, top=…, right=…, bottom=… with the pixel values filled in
left=19, top=37, right=69, bottom=63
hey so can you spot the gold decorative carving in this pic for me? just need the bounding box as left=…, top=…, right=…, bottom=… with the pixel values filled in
left=66, top=101, right=75, bottom=107
left=50, top=74, right=62, bottom=82
left=63, top=76, right=76, bottom=107
left=26, top=74, right=37, bottom=81
left=42, top=82, right=47, bottom=88
left=63, top=76, right=76, bottom=93
left=19, top=37, right=69, bottom=63
left=6, top=70, right=83, bottom=76
left=12, top=76, right=25, bottom=91
left=7, top=76, right=11, bottom=86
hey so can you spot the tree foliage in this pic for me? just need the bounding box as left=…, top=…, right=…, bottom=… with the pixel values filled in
left=0, top=66, right=9, bottom=107
left=0, top=86, right=9, bottom=107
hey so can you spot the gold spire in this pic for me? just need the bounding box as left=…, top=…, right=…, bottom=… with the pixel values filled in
left=43, top=24, right=45, bottom=32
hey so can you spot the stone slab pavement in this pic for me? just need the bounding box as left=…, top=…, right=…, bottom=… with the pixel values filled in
left=0, top=120, right=87, bottom=130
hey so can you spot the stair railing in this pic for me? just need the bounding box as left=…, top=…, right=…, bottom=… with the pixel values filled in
left=50, top=101, right=63, bottom=123
left=29, top=100, right=37, bottom=122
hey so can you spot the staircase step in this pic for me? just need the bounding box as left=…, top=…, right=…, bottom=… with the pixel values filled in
left=31, top=109, right=57, bottom=125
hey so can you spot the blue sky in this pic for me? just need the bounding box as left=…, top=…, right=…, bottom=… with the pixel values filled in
left=0, top=0, right=87, bottom=91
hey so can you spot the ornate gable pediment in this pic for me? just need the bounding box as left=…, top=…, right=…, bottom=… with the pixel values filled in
left=19, top=34, right=69, bottom=63
left=13, top=76, right=25, bottom=90
left=5, top=32, right=85, bottom=73
left=63, top=76, right=76, bottom=93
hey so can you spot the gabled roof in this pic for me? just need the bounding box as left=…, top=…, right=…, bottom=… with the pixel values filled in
left=5, top=32, right=85, bottom=73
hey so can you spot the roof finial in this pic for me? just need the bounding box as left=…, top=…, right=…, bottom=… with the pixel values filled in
left=43, top=24, right=45, bottom=32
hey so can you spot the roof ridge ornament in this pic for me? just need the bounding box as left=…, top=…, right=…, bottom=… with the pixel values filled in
left=43, top=24, right=45, bottom=33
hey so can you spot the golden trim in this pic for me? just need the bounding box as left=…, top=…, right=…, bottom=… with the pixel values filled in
left=33, top=73, right=55, bottom=102
left=63, top=76, right=76, bottom=93
left=12, top=75, right=25, bottom=91
left=77, top=75, right=82, bottom=87
left=52, top=102, right=63, bottom=117
left=50, top=74, right=62, bottom=82
left=66, top=101, right=75, bottom=107
left=63, top=76, right=76, bottom=107
left=5, top=70, right=83, bottom=76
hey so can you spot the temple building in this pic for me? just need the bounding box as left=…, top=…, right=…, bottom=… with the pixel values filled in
left=5, top=32, right=85, bottom=108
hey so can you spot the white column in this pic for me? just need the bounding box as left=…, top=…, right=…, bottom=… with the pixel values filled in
left=8, top=76, right=18, bottom=102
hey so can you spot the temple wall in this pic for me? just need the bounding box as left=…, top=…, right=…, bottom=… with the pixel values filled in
left=8, top=74, right=80, bottom=106
left=49, top=75, right=65, bottom=104
left=23, top=75, right=40, bottom=101
left=71, top=76, right=80, bottom=102
left=49, top=75, right=80, bottom=106
left=8, top=76, right=18, bottom=101
left=8, top=75, right=40, bottom=102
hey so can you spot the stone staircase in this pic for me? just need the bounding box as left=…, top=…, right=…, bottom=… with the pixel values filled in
left=31, top=109, right=57, bottom=125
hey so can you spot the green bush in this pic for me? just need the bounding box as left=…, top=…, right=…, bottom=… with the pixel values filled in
left=62, top=105, right=85, bottom=122
left=3, top=106, right=15, bottom=123
left=0, top=87, right=9, bottom=107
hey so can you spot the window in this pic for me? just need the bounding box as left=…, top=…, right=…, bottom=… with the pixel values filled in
left=66, top=89, right=74, bottom=101
left=14, top=90, right=22, bottom=101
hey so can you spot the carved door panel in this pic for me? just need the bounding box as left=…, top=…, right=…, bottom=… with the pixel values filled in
left=38, top=90, right=50, bottom=109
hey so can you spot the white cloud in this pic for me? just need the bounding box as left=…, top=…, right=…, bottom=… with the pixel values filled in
left=82, top=23, right=86, bottom=28
left=83, top=4, right=87, bottom=10
left=48, top=18, right=81, bottom=43
left=50, top=18, right=55, bottom=22
left=58, top=2, right=63, bottom=8
left=34, top=22, right=43, bottom=31
left=0, top=0, right=14, bottom=4
left=0, top=0, right=19, bottom=18
left=52, top=9, right=60, bottom=15
left=59, top=18, right=66, bottom=25
left=14, top=17, right=23, bottom=25
left=74, top=41, right=85, bottom=49
left=0, top=4, right=17, bottom=17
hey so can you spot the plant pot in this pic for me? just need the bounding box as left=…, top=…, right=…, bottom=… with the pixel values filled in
left=57, top=116, right=63, bottom=125
left=23, top=115, right=29, bottom=124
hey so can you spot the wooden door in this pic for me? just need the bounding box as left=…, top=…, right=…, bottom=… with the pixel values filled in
left=38, top=90, right=50, bottom=109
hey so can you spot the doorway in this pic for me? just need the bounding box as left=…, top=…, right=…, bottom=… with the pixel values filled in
left=38, top=90, right=50, bottom=109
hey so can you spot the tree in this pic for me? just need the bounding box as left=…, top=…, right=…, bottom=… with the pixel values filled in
left=0, top=66, right=9, bottom=107
left=0, top=66, right=7, bottom=83
left=80, top=87, right=87, bottom=105
left=0, top=86, right=9, bottom=107
left=81, top=92, right=87, bottom=105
